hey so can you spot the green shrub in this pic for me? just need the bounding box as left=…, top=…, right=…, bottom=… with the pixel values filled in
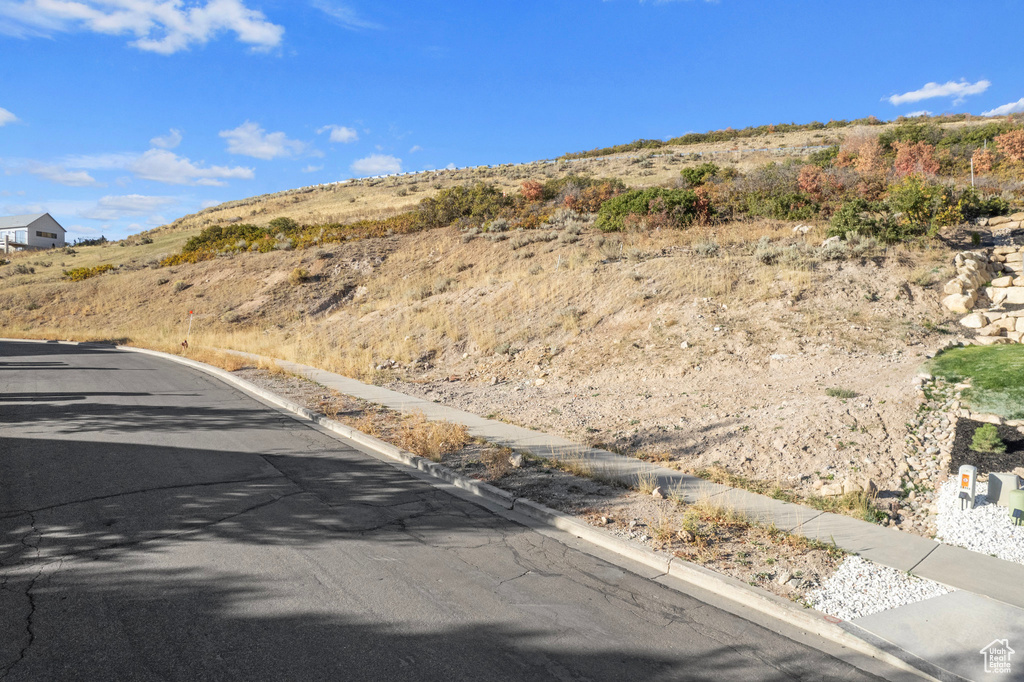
left=679, top=162, right=720, bottom=187
left=809, top=145, right=839, bottom=168
left=971, top=423, right=1006, bottom=453
left=885, top=175, right=950, bottom=230
left=828, top=198, right=909, bottom=243
left=878, top=120, right=943, bottom=151
left=268, top=216, right=299, bottom=232
left=289, top=267, right=310, bottom=285
left=742, top=191, right=819, bottom=221
left=415, top=182, right=511, bottom=229
left=594, top=188, right=709, bottom=232
left=956, top=188, right=1010, bottom=220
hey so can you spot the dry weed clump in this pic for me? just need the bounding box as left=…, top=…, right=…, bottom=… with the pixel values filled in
left=480, top=446, right=514, bottom=480
left=395, top=411, right=471, bottom=462
left=633, top=470, right=660, bottom=495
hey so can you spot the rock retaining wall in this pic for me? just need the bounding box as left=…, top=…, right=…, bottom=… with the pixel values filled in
left=941, top=243, right=1024, bottom=343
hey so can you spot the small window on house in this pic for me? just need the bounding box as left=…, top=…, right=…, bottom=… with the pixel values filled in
left=36, top=231, right=58, bottom=239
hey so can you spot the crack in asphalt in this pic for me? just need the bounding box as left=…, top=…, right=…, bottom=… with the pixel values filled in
left=496, top=569, right=532, bottom=586
left=0, top=475, right=287, bottom=520
left=1, top=512, right=42, bottom=680
left=1, top=492, right=304, bottom=572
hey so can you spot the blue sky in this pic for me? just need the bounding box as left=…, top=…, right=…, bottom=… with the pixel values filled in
left=1, top=0, right=1022, bottom=240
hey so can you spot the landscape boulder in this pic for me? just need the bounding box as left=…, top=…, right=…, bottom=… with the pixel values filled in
left=960, top=313, right=987, bottom=329
left=941, top=294, right=975, bottom=313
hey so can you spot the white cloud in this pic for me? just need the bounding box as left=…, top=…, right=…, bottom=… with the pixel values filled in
left=444, top=162, right=456, bottom=170
left=200, top=199, right=221, bottom=209
left=0, top=0, right=284, bottom=54
left=59, top=152, right=138, bottom=170
left=27, top=163, right=101, bottom=187
left=302, top=164, right=324, bottom=173
left=310, top=1, right=381, bottom=30
left=317, top=124, right=358, bottom=144
left=350, top=154, right=401, bottom=175
left=887, top=79, right=990, bottom=106
left=409, top=145, right=422, bottom=153
left=79, top=194, right=176, bottom=221
left=150, top=128, right=183, bottom=149
left=982, top=98, right=1024, bottom=117
left=130, top=149, right=253, bottom=185
left=0, top=107, right=17, bottom=126
left=1, top=157, right=103, bottom=186
left=65, top=224, right=102, bottom=236
left=904, top=110, right=932, bottom=118
left=220, top=121, right=306, bottom=159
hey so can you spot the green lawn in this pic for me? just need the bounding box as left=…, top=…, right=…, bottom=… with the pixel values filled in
left=928, top=345, right=1024, bottom=420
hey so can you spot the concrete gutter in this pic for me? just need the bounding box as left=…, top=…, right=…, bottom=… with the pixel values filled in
left=107, top=343, right=936, bottom=682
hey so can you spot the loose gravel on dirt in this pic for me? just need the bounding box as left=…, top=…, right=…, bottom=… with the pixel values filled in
left=808, top=556, right=953, bottom=621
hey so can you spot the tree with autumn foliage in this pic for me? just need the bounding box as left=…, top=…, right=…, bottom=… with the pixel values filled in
left=836, top=134, right=886, bottom=175
left=972, top=147, right=994, bottom=174
left=995, top=129, right=1024, bottom=162
left=893, top=141, right=939, bottom=177
left=520, top=180, right=543, bottom=202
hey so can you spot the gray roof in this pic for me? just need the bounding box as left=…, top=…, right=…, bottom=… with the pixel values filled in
left=0, top=213, right=64, bottom=231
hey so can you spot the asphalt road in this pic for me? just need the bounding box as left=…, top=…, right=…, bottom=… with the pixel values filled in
left=0, top=340, right=885, bottom=681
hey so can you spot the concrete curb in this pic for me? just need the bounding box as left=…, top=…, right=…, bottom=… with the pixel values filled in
left=122, top=346, right=517, bottom=511
left=6, top=338, right=935, bottom=681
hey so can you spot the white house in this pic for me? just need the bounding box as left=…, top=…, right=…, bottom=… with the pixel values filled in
left=0, top=213, right=66, bottom=253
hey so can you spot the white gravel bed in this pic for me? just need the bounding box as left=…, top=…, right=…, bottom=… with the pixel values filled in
left=935, top=478, right=1024, bottom=565
left=808, top=556, right=953, bottom=621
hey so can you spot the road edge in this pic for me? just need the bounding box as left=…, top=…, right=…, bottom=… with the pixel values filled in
left=7, top=339, right=936, bottom=681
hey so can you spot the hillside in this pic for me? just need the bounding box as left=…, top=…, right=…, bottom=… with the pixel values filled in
left=2, top=115, right=1022, bottom=512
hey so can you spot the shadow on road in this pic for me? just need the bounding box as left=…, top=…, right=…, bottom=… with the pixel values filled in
left=0, top=340, right=884, bottom=681
left=9, top=561, right=827, bottom=681
left=0, top=396, right=289, bottom=433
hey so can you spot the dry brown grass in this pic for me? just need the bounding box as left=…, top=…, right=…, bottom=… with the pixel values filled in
left=185, top=347, right=250, bottom=371
left=480, top=446, right=514, bottom=480
left=633, top=470, right=660, bottom=495
left=394, top=411, right=471, bottom=462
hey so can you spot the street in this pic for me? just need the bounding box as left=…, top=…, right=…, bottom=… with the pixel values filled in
left=0, top=340, right=883, bottom=681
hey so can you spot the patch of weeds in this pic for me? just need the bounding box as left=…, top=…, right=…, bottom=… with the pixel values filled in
left=394, top=411, right=471, bottom=462
left=634, top=470, right=659, bottom=495
left=480, top=446, right=514, bottom=480
left=825, top=387, right=858, bottom=399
